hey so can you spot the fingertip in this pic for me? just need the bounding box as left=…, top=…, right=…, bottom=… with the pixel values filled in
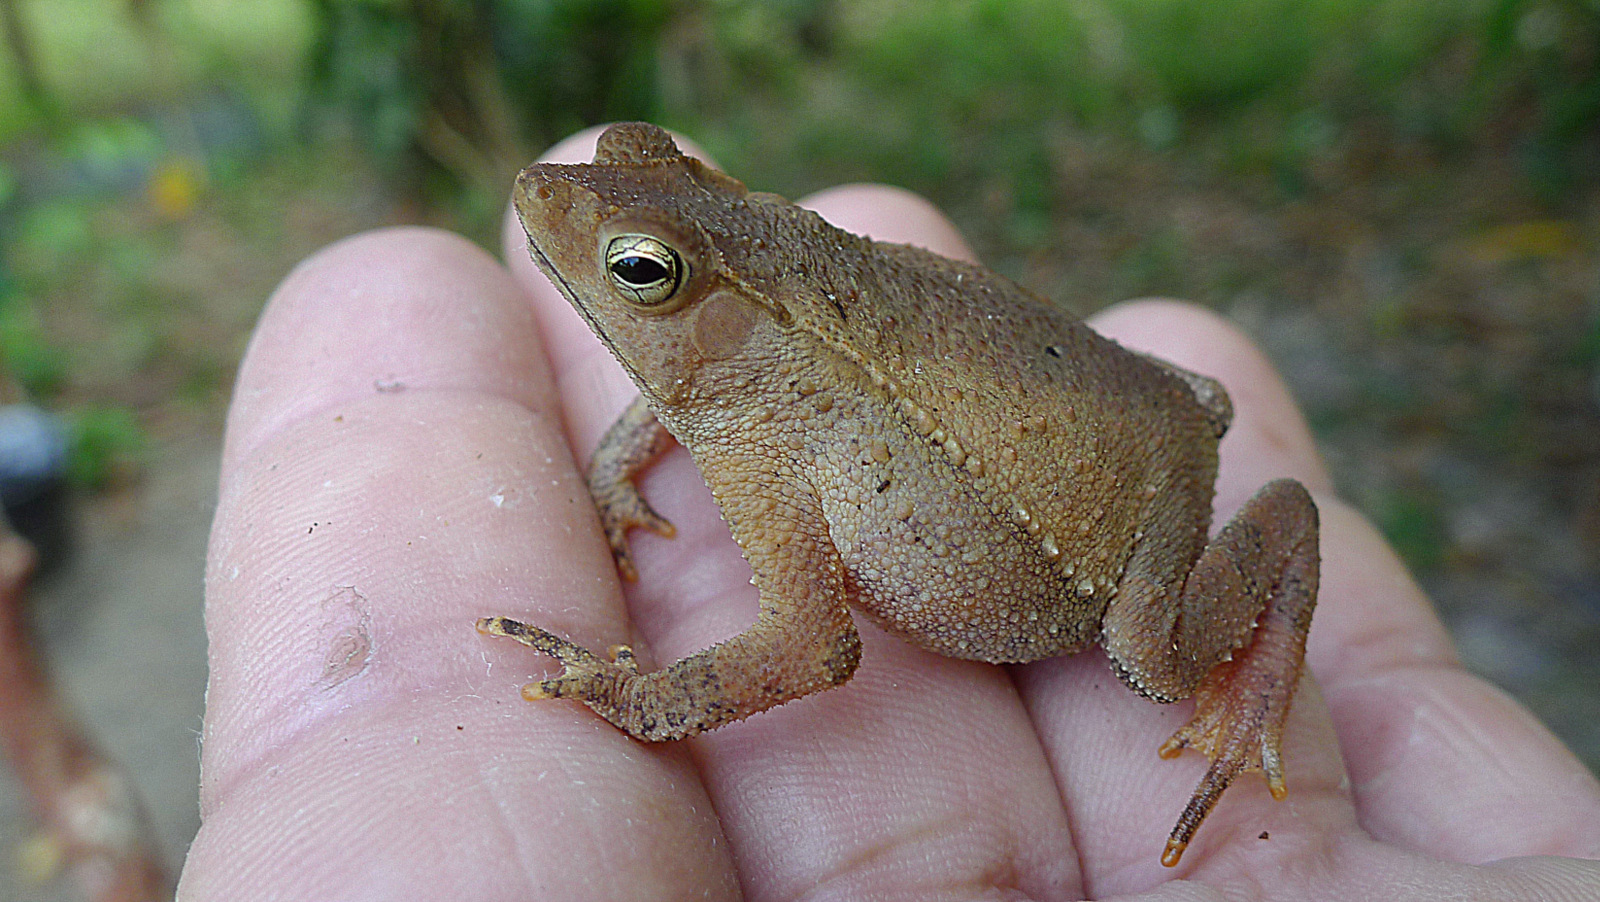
left=539, top=125, right=612, bottom=165
left=226, top=225, right=549, bottom=474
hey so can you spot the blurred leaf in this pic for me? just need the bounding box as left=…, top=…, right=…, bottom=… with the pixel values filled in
left=0, top=297, right=65, bottom=396
left=64, top=405, right=146, bottom=490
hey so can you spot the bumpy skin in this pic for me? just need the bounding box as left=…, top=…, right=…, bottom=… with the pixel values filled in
left=477, top=123, right=1320, bottom=867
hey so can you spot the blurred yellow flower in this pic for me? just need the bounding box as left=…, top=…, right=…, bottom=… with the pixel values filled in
left=147, top=159, right=203, bottom=219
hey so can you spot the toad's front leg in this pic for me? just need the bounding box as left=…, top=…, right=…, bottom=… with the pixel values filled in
left=479, top=443, right=862, bottom=741
left=585, top=395, right=678, bottom=583
left=1102, top=478, right=1320, bottom=866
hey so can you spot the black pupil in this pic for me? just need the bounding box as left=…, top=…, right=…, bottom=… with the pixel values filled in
left=611, top=255, right=669, bottom=287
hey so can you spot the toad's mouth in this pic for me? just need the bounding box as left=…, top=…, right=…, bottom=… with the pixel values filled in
left=524, top=233, right=607, bottom=340
left=523, top=233, right=651, bottom=392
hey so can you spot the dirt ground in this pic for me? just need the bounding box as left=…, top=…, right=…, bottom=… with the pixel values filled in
left=0, top=435, right=214, bottom=901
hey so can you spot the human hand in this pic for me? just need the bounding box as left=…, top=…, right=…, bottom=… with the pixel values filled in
left=180, top=128, right=1600, bottom=900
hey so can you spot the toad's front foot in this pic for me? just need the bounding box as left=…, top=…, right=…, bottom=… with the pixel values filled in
left=590, top=479, right=675, bottom=583
left=476, top=616, right=640, bottom=711
left=585, top=393, right=678, bottom=582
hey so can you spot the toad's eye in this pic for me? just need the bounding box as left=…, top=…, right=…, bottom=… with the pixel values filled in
left=605, top=235, right=684, bottom=306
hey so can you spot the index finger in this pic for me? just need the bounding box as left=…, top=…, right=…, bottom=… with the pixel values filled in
left=1094, top=301, right=1600, bottom=866
left=184, top=227, right=737, bottom=899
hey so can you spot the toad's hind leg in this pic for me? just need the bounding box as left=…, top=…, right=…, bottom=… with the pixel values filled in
left=1103, top=478, right=1319, bottom=867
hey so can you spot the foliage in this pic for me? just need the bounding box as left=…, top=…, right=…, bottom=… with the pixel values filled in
left=278, top=0, right=1600, bottom=222
left=63, top=404, right=145, bottom=490
left=0, top=288, right=64, bottom=397
left=492, top=0, right=675, bottom=141
left=300, top=0, right=675, bottom=194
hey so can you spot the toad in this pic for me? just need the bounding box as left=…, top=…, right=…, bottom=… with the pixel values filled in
left=478, top=123, right=1320, bottom=867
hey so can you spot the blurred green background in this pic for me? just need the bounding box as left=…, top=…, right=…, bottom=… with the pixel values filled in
left=1, top=0, right=1597, bottom=891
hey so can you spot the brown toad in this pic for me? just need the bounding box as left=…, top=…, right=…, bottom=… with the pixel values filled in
left=478, top=123, right=1320, bottom=866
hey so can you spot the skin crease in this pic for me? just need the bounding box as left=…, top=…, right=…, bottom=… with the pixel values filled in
left=180, top=126, right=1600, bottom=901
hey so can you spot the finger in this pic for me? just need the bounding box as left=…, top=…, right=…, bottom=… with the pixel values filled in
left=800, top=183, right=976, bottom=260
left=1013, top=304, right=1356, bottom=890
left=1101, top=303, right=1600, bottom=861
left=185, top=228, right=736, bottom=899
left=1313, top=498, right=1600, bottom=861
left=1075, top=304, right=1600, bottom=874
left=504, top=153, right=1084, bottom=895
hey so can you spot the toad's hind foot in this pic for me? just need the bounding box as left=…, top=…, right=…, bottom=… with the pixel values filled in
left=1158, top=566, right=1315, bottom=862
left=1148, top=478, right=1318, bottom=867
left=475, top=616, right=640, bottom=709
left=1156, top=653, right=1290, bottom=867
